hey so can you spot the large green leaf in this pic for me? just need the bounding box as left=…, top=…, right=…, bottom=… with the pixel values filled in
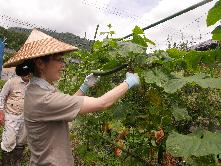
left=165, top=73, right=221, bottom=93
left=207, top=0, right=221, bottom=26
left=142, top=69, right=170, bottom=87
left=167, top=130, right=221, bottom=158
left=190, top=73, right=221, bottom=89
left=143, top=69, right=221, bottom=93
left=164, top=78, right=187, bottom=93
left=117, top=41, right=145, bottom=57
left=212, top=25, right=221, bottom=41
left=171, top=106, right=191, bottom=121
left=195, top=77, right=221, bottom=89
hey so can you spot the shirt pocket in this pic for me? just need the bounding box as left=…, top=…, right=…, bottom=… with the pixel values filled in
left=6, top=100, right=23, bottom=114
left=12, top=90, right=25, bottom=102
left=14, top=89, right=23, bottom=97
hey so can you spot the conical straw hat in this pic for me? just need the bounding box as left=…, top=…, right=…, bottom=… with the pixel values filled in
left=4, top=28, right=78, bottom=67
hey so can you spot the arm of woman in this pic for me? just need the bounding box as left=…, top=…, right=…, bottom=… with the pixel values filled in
left=74, top=89, right=85, bottom=96
left=34, top=73, right=139, bottom=122
left=79, top=82, right=128, bottom=113
left=79, top=73, right=139, bottom=114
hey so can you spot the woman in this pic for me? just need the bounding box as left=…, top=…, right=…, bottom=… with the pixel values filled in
left=0, top=65, right=31, bottom=165
left=3, top=29, right=140, bottom=166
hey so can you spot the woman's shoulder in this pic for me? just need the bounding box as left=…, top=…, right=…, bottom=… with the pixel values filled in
left=26, top=84, right=49, bottom=96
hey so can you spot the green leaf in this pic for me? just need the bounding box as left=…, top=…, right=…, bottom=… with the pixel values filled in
left=185, top=51, right=202, bottom=70
left=100, top=32, right=106, bottom=35
left=161, top=116, right=173, bottom=126
left=108, top=39, right=118, bottom=48
left=164, top=78, right=187, bottom=93
left=117, top=41, right=145, bottom=57
left=188, top=73, right=221, bottom=89
left=167, top=130, right=221, bottom=158
left=144, top=36, right=156, bottom=46
left=167, top=48, right=187, bottom=59
left=93, top=41, right=103, bottom=51
left=110, top=31, right=115, bottom=35
left=107, top=24, right=112, bottom=29
left=146, top=56, right=160, bottom=65
left=142, top=69, right=220, bottom=94
left=112, top=102, right=131, bottom=120
left=195, top=77, right=221, bottom=89
left=132, top=34, right=148, bottom=47
left=212, top=25, right=221, bottom=41
left=143, top=70, right=221, bottom=94
left=171, top=106, right=191, bottom=121
left=202, top=51, right=216, bottom=65
left=110, top=120, right=125, bottom=133
left=164, top=73, right=221, bottom=93
left=142, top=69, right=170, bottom=87
left=131, top=26, right=155, bottom=47
left=132, top=26, right=144, bottom=35
left=207, top=0, right=221, bottom=26
left=102, top=60, right=119, bottom=70
left=186, top=155, right=219, bottom=166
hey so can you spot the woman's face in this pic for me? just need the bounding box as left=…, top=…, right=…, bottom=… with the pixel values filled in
left=37, top=54, right=65, bottom=83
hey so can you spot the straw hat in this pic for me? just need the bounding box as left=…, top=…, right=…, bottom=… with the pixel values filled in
left=4, top=28, right=78, bottom=68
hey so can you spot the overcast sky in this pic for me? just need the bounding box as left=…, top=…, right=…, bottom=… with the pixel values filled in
left=0, top=0, right=218, bottom=49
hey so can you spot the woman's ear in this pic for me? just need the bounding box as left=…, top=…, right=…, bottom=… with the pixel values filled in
left=35, top=59, right=45, bottom=70
left=34, top=59, right=47, bottom=77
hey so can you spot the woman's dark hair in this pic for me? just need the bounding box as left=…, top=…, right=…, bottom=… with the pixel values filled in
left=16, top=55, right=51, bottom=77
left=15, top=61, right=32, bottom=76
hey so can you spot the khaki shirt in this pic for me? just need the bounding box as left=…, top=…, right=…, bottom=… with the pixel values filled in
left=24, top=77, right=84, bottom=166
left=0, top=76, right=29, bottom=115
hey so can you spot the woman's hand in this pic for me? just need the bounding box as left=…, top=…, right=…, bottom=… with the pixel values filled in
left=124, top=72, right=140, bottom=89
left=84, top=73, right=100, bottom=87
left=80, top=73, right=100, bottom=94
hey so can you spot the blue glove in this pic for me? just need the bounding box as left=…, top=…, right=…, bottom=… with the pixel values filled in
left=80, top=73, right=100, bottom=94
left=124, top=72, right=140, bottom=89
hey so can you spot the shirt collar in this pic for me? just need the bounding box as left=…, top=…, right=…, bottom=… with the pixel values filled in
left=19, top=77, right=26, bottom=84
left=30, top=77, right=56, bottom=91
left=18, top=76, right=30, bottom=85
